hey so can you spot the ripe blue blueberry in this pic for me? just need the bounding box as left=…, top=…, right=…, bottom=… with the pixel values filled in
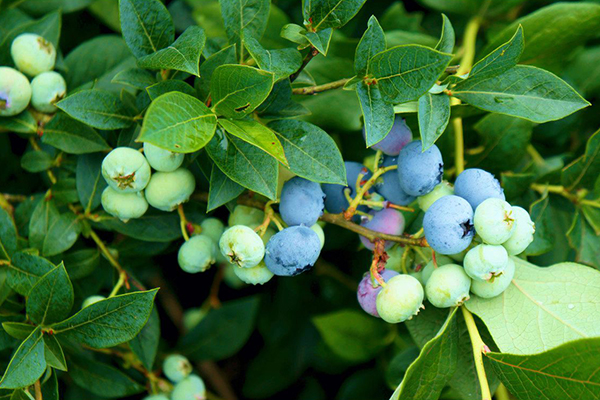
left=145, top=168, right=196, bottom=211
left=463, top=244, right=508, bottom=281
left=454, top=168, right=505, bottom=210
left=357, top=269, right=399, bottom=317
left=279, top=177, right=325, bottom=226
left=102, top=147, right=151, bottom=193
left=178, top=235, right=216, bottom=273
left=502, top=206, right=535, bottom=255
left=143, top=142, right=185, bottom=172
left=11, top=33, right=56, bottom=76
left=163, top=354, right=192, bottom=383
left=418, top=181, right=454, bottom=212
left=425, top=264, right=471, bottom=308
left=363, top=115, right=412, bottom=156
left=359, top=209, right=405, bottom=250
left=101, top=187, right=148, bottom=222
left=0, top=67, right=31, bottom=116
left=376, top=274, right=424, bottom=323
left=423, top=195, right=474, bottom=255
left=474, top=198, right=516, bottom=245
left=322, top=161, right=372, bottom=214
left=397, top=140, right=444, bottom=196
left=232, top=261, right=274, bottom=285
left=219, top=225, right=265, bottom=268
left=228, top=205, right=265, bottom=227
left=264, top=225, right=321, bottom=276
left=81, top=295, right=105, bottom=309
left=171, top=374, right=206, bottom=400
left=470, top=257, right=515, bottom=298
left=374, top=156, right=416, bottom=206
left=30, top=71, right=66, bottom=113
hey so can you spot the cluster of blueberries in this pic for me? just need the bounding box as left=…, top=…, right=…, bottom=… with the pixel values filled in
left=142, top=354, right=206, bottom=400
left=0, top=33, right=67, bottom=116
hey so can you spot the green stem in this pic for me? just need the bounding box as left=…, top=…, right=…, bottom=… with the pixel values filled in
left=291, top=78, right=350, bottom=95
left=495, top=383, right=511, bottom=400
left=462, top=306, right=492, bottom=400
left=177, top=204, right=190, bottom=241
left=89, top=229, right=128, bottom=297
left=344, top=165, right=397, bottom=219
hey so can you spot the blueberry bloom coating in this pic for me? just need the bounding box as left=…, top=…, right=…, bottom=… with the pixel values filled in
left=357, top=269, right=399, bottom=317
left=101, top=187, right=148, bottom=222
left=178, top=235, right=216, bottom=273
left=279, top=177, right=325, bottom=226
left=454, top=168, right=505, bottom=210
left=102, top=147, right=151, bottom=193
left=143, top=142, right=184, bottom=172
left=30, top=71, right=66, bottom=113
left=397, top=140, right=444, bottom=196
left=144, top=168, right=195, bottom=211
left=163, top=354, right=192, bottom=383
left=0, top=67, right=32, bottom=116
left=376, top=274, right=424, bottom=323
left=359, top=209, right=405, bottom=250
left=471, top=257, right=515, bottom=298
left=11, top=33, right=56, bottom=76
left=425, top=264, right=471, bottom=308
left=264, top=226, right=321, bottom=276
left=463, top=244, right=509, bottom=281
left=363, top=115, right=412, bottom=155
left=374, top=155, right=416, bottom=206
left=423, top=195, right=474, bottom=255
left=171, top=375, right=205, bottom=400
left=322, top=161, right=372, bottom=214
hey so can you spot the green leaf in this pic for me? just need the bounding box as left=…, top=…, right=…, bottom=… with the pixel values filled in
left=56, top=90, right=135, bottom=130
left=218, top=119, right=287, bottom=166
left=391, top=308, right=459, bottom=400
left=305, top=28, right=333, bottom=56
left=452, top=65, right=590, bottom=123
left=564, top=46, right=600, bottom=97
left=582, top=206, right=600, bottom=237
left=69, top=355, right=144, bottom=397
left=51, top=289, right=158, bottom=348
left=469, top=26, right=523, bottom=81
left=211, top=65, right=275, bottom=118
left=119, top=0, right=174, bottom=58
left=40, top=370, right=58, bottom=400
left=206, top=129, right=278, bottom=200
left=280, top=23, right=310, bottom=48
left=43, top=335, right=67, bottom=371
left=488, top=337, right=600, bottom=400
left=220, top=0, right=269, bottom=56
left=138, top=26, right=206, bottom=77
left=0, top=327, right=45, bottom=389
left=42, top=212, right=81, bottom=257
left=111, top=67, right=156, bottom=90
left=20, top=151, right=55, bottom=173
left=368, top=45, right=452, bottom=103
left=418, top=92, right=451, bottom=151
left=146, top=80, right=196, bottom=100
left=524, top=191, right=554, bottom=256
left=466, top=258, right=600, bottom=354
left=95, top=210, right=182, bottom=242
left=354, top=16, right=386, bottom=75
left=62, top=249, right=100, bottom=280
left=51, top=178, right=79, bottom=205
left=0, top=208, right=17, bottom=261
left=179, top=296, right=259, bottom=361
left=566, top=211, right=600, bottom=269
left=195, top=44, right=237, bottom=101
left=29, top=199, right=59, bottom=253
left=303, top=0, right=367, bottom=31
left=562, top=129, right=600, bottom=191
left=255, top=79, right=309, bottom=120
left=268, top=119, right=346, bottom=185
left=6, top=252, right=54, bottom=296
left=356, top=81, right=395, bottom=148
left=207, top=165, right=245, bottom=212
left=138, top=91, right=217, bottom=153
left=26, top=263, right=73, bottom=325
left=129, top=306, right=159, bottom=371
left=42, top=113, right=110, bottom=154
left=243, top=36, right=302, bottom=81
left=434, top=14, right=454, bottom=54
left=76, top=153, right=107, bottom=213
left=313, top=309, right=392, bottom=362
left=1, top=323, right=35, bottom=341
left=0, top=111, right=38, bottom=135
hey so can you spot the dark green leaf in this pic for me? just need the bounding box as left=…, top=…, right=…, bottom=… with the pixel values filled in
left=146, top=80, right=196, bottom=100
left=218, top=118, right=287, bottom=166
left=434, top=14, right=454, bottom=54
left=566, top=211, right=600, bottom=269
left=69, top=355, right=144, bottom=397
left=1, top=323, right=35, bottom=341
left=0, top=111, right=38, bottom=134
left=305, top=28, right=333, bottom=56
left=357, top=81, right=395, bottom=148
left=564, top=46, right=600, bottom=97
left=26, top=263, right=73, bottom=325
left=29, top=199, right=59, bottom=253
left=418, top=92, right=450, bottom=150
left=220, top=0, right=269, bottom=55
left=562, top=129, right=600, bottom=191
left=0, top=208, right=17, bottom=261
left=111, top=68, right=156, bottom=90
left=129, top=306, right=159, bottom=371
left=355, top=16, right=386, bottom=75
left=207, top=165, right=245, bottom=212
left=41, top=371, right=58, bottom=400
left=20, top=151, right=55, bottom=173
left=56, top=90, right=135, bottom=130
left=119, top=0, right=174, bottom=58
left=303, top=0, right=367, bottom=31
left=95, top=209, right=182, bottom=242
left=255, top=79, right=309, bottom=120
left=42, top=213, right=81, bottom=257
left=280, top=23, right=310, bottom=48
left=76, top=153, right=107, bottom=213
left=469, top=26, right=523, bottom=81
left=7, top=252, right=54, bottom=296
left=51, top=178, right=79, bottom=205
left=42, top=113, right=110, bottom=154
left=243, top=36, right=302, bottom=81
left=195, top=44, right=237, bottom=101
left=44, top=335, right=67, bottom=371
left=0, top=327, right=45, bottom=389
left=524, top=191, right=554, bottom=256
left=62, top=249, right=100, bottom=280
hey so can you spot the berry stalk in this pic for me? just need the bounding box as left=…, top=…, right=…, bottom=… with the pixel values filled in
left=461, top=306, right=492, bottom=400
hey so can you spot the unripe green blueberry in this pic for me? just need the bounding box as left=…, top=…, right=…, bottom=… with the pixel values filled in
left=421, top=255, right=453, bottom=285
left=171, top=374, right=206, bottom=400
left=222, top=262, right=246, bottom=288
left=228, top=205, right=265, bottom=227
left=200, top=218, right=225, bottom=243
left=425, top=264, right=471, bottom=308
left=30, top=71, right=66, bottom=113
left=232, top=261, right=274, bottom=285
left=310, top=223, right=325, bottom=249
left=219, top=225, right=265, bottom=268
left=470, top=257, right=515, bottom=298
left=163, top=354, right=192, bottom=383
left=143, top=142, right=185, bottom=172
left=178, top=235, right=216, bottom=273
left=101, top=187, right=148, bottom=222
left=502, top=206, right=535, bottom=255
left=376, top=275, right=424, bottom=323
left=418, top=180, right=454, bottom=212
left=183, top=308, right=206, bottom=332
left=102, top=147, right=151, bottom=193
left=143, top=395, right=169, bottom=400
left=0, top=67, right=32, bottom=116
left=463, top=244, right=508, bottom=281
left=448, top=248, right=469, bottom=263
left=145, top=168, right=196, bottom=212
left=11, top=33, right=56, bottom=76
left=473, top=198, right=516, bottom=245
left=81, top=295, right=105, bottom=308
left=384, top=246, right=410, bottom=273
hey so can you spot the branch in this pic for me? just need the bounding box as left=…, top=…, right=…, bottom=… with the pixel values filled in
left=289, top=46, right=319, bottom=83
left=291, top=78, right=350, bottom=95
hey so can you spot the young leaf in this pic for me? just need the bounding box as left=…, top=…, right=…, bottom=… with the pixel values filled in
left=303, top=0, right=367, bottom=31
left=42, top=213, right=81, bottom=257
left=243, top=35, right=302, bottom=81
left=305, top=28, right=333, bottom=55
left=50, top=289, right=158, bottom=348
left=0, top=327, right=45, bottom=389
left=355, top=15, right=386, bottom=76
left=6, top=252, right=55, bottom=296
left=138, top=92, right=217, bottom=153
left=418, top=92, right=451, bottom=150
left=44, top=335, right=67, bottom=371
left=218, top=119, right=288, bottom=166
left=42, top=113, right=110, bottom=154
left=356, top=81, right=395, bottom=148
left=368, top=45, right=453, bottom=103
left=562, top=128, right=600, bottom=191
left=220, top=0, right=270, bottom=56
left=0, top=208, right=17, bottom=261
left=137, top=25, right=206, bottom=77
left=111, top=67, right=156, bottom=90
left=119, top=0, right=174, bottom=58
left=452, top=65, right=590, bottom=123
left=69, top=355, right=145, bottom=397
left=146, top=80, right=196, bottom=100
left=434, top=14, right=455, bottom=54
left=469, top=25, right=523, bottom=81
left=56, top=90, right=135, bottom=130
left=76, top=153, right=107, bottom=214
left=26, top=263, right=74, bottom=325
left=207, top=165, right=245, bottom=212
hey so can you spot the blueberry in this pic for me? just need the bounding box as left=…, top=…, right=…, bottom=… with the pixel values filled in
left=143, top=142, right=185, bottom=172
left=397, top=140, right=444, bottom=196
left=81, top=295, right=105, bottom=309
left=418, top=181, right=454, bottom=212
left=421, top=255, right=453, bottom=285
left=473, top=198, right=516, bottom=245
left=219, top=225, right=265, bottom=268
left=200, top=218, right=225, bottom=243
left=470, top=257, right=515, bottom=298
left=232, top=261, right=274, bottom=285
left=322, top=161, right=372, bottom=214
left=101, top=187, right=148, bottom=222
left=425, top=264, right=471, bottom=308
left=310, top=223, right=325, bottom=249
left=102, top=147, right=151, bottom=193
left=0, top=67, right=31, bottom=116
left=502, top=206, right=535, bottom=255
left=11, top=33, right=56, bottom=76
left=30, top=71, right=66, bottom=113
left=359, top=209, right=405, bottom=250
left=183, top=308, right=206, bottom=332
left=143, top=395, right=169, bottom=400
left=178, top=235, right=216, bottom=273
left=228, top=205, right=265, bottom=227
left=375, top=274, right=424, bottom=323
left=145, top=168, right=196, bottom=212
left=463, top=244, right=508, bottom=281
left=171, top=375, right=206, bottom=400
left=423, top=195, right=474, bottom=255
left=222, top=263, right=247, bottom=288
left=264, top=226, right=321, bottom=276
left=363, top=115, right=412, bottom=156
left=357, top=269, right=399, bottom=317
left=454, top=168, right=505, bottom=210
left=279, top=177, right=325, bottom=226
left=163, top=354, right=192, bottom=383
left=374, top=156, right=416, bottom=206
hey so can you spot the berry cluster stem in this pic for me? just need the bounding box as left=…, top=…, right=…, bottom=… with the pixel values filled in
left=531, top=183, right=600, bottom=208
left=177, top=204, right=190, bottom=241
left=344, top=165, right=398, bottom=220
left=461, top=306, right=492, bottom=400
left=89, top=229, right=129, bottom=296
left=34, top=380, right=42, bottom=400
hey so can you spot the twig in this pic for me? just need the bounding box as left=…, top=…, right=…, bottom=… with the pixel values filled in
left=461, top=306, right=492, bottom=400
left=34, top=380, right=42, bottom=400
left=208, top=265, right=223, bottom=309
left=289, top=46, right=319, bottom=82
left=291, top=78, right=350, bottom=95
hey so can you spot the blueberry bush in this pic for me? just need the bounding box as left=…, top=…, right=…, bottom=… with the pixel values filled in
left=1, top=0, right=600, bottom=399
